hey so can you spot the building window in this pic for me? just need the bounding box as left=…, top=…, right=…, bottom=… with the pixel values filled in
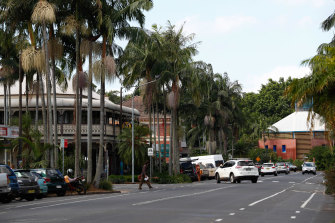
left=273, top=145, right=277, bottom=152
left=282, top=145, right=286, bottom=153
left=265, top=145, right=268, bottom=150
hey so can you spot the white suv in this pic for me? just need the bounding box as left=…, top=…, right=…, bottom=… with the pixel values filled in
left=302, top=162, right=316, bottom=175
left=215, top=160, right=259, bottom=184
left=260, top=163, right=277, bottom=176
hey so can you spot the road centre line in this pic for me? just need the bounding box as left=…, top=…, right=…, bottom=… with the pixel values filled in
left=215, top=219, right=222, bottom=222
left=30, top=194, right=128, bottom=210
left=132, top=186, right=234, bottom=206
left=301, top=192, right=316, bottom=209
left=249, top=185, right=294, bottom=207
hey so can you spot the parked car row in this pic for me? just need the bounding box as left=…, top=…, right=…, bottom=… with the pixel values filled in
left=0, top=164, right=68, bottom=203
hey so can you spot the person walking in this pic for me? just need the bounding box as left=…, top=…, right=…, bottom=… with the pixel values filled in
left=139, top=160, right=153, bottom=190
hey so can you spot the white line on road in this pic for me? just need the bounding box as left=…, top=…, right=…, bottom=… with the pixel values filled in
left=301, top=192, right=316, bottom=209
left=239, top=208, right=245, bottom=211
left=272, top=181, right=279, bottom=183
left=258, top=181, right=263, bottom=182
left=30, top=194, right=128, bottom=210
left=248, top=185, right=294, bottom=207
left=229, top=213, right=235, bottom=216
left=0, top=212, right=7, bottom=215
left=215, top=219, right=222, bottom=222
left=291, top=216, right=296, bottom=219
left=132, top=186, right=234, bottom=206
left=289, top=182, right=296, bottom=184
left=296, top=211, right=300, bottom=214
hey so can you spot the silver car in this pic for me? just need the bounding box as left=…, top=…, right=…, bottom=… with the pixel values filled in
left=275, top=162, right=290, bottom=174
left=302, top=162, right=316, bottom=175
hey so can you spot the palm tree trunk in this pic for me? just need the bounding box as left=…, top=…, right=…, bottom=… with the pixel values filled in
left=35, top=73, right=40, bottom=130
left=87, top=41, right=93, bottom=183
left=169, top=110, right=173, bottom=176
left=51, top=40, right=58, bottom=168
left=8, top=85, right=11, bottom=125
left=4, top=84, right=7, bottom=125
left=18, top=56, right=22, bottom=168
left=75, top=25, right=80, bottom=177
left=25, top=75, right=29, bottom=114
left=163, top=89, right=167, bottom=161
left=153, top=105, right=156, bottom=169
left=94, top=35, right=107, bottom=187
left=157, top=102, right=161, bottom=173
left=39, top=70, right=47, bottom=157
left=42, top=23, right=53, bottom=167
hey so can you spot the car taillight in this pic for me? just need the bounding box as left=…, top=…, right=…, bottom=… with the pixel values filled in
left=272, top=166, right=275, bottom=168
left=235, top=166, right=242, bottom=169
left=180, top=169, right=183, bottom=174
left=43, top=180, right=46, bottom=184
left=44, top=177, right=51, bottom=182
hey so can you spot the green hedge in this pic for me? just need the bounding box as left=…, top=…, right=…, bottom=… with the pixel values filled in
left=151, top=173, right=192, bottom=184
left=108, top=175, right=139, bottom=184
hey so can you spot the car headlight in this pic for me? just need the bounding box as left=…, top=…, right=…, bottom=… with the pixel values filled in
left=18, top=180, right=23, bottom=183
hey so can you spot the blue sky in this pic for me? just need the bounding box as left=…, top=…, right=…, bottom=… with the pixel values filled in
left=108, top=0, right=334, bottom=93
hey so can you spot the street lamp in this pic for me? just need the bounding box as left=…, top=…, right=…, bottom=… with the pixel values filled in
left=131, top=80, right=157, bottom=183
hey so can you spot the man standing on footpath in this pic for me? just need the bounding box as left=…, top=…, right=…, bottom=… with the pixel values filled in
left=139, top=160, right=153, bottom=190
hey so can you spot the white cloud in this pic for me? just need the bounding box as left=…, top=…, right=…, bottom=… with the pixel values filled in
left=275, top=0, right=326, bottom=7
left=176, top=15, right=257, bottom=36
left=244, top=66, right=311, bottom=93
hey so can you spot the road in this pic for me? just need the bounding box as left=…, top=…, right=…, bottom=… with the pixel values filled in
left=0, top=172, right=334, bottom=223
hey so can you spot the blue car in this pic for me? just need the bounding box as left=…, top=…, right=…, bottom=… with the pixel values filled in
left=31, top=171, right=48, bottom=198
left=0, top=164, right=19, bottom=203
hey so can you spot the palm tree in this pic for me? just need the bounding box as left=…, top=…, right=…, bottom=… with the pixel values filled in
left=117, top=124, right=150, bottom=167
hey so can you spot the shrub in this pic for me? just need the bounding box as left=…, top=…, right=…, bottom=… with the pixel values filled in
left=325, top=168, right=335, bottom=195
left=308, top=146, right=335, bottom=170
left=293, top=159, right=304, bottom=171
left=248, top=148, right=278, bottom=163
left=99, top=180, right=113, bottom=191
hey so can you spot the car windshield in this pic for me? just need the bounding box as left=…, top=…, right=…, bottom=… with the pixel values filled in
left=206, top=163, right=215, bottom=168
left=47, top=169, right=63, bottom=177
left=181, top=162, right=193, bottom=170
left=263, top=164, right=273, bottom=167
left=15, top=171, right=34, bottom=178
left=0, top=166, right=11, bottom=175
left=31, top=172, right=42, bottom=179
left=304, top=163, right=315, bottom=167
left=277, top=163, right=285, bottom=166
left=238, top=161, right=254, bottom=166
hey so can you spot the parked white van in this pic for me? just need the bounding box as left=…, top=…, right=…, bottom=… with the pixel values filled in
left=190, top=155, right=224, bottom=168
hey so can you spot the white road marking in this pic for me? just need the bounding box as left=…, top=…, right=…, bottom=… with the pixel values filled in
left=249, top=185, right=294, bottom=207
left=215, top=219, right=223, bottom=222
left=239, top=208, right=245, bottom=211
left=30, top=194, right=127, bottom=210
left=291, top=216, right=296, bottom=219
left=289, top=182, right=296, bottom=184
left=258, top=181, right=263, bottom=183
left=229, top=213, right=235, bottom=216
left=306, top=182, right=314, bottom=185
left=272, top=181, right=279, bottom=183
left=132, top=186, right=234, bottom=206
left=0, top=212, right=7, bottom=215
left=301, top=192, right=316, bottom=209
left=296, top=211, right=300, bottom=214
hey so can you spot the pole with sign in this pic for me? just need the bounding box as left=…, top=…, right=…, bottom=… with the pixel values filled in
left=148, top=147, right=153, bottom=178
left=60, top=138, right=65, bottom=175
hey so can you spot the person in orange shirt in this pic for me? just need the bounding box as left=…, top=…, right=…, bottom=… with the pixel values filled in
left=196, top=164, right=201, bottom=181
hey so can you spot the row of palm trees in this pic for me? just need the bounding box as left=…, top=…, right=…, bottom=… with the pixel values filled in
left=0, top=0, right=153, bottom=186
left=0, top=0, right=245, bottom=183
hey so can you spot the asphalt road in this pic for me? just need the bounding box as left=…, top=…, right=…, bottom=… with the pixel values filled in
left=0, top=172, right=334, bottom=223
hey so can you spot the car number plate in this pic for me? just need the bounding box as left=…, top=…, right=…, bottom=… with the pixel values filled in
left=56, top=185, right=62, bottom=189
left=28, top=190, right=35, bottom=194
left=245, top=168, right=251, bottom=171
left=266, top=168, right=270, bottom=170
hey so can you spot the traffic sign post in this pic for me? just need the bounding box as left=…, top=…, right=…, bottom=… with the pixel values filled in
left=147, top=148, right=153, bottom=178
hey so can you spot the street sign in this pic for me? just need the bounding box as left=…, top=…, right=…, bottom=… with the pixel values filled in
left=148, top=148, right=153, bottom=156
left=60, top=138, right=64, bottom=149
left=0, top=125, right=19, bottom=138
left=64, top=139, right=68, bottom=148
left=256, top=156, right=261, bottom=162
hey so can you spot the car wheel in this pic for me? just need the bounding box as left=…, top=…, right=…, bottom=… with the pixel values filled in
left=274, top=172, right=277, bottom=176
left=25, top=195, right=35, bottom=201
left=313, top=172, right=316, bottom=175
left=57, top=190, right=66, bottom=196
left=294, top=170, right=296, bottom=172
left=36, top=194, right=43, bottom=199
left=76, top=185, right=86, bottom=195
left=230, top=173, right=236, bottom=183
left=251, top=178, right=258, bottom=183
left=261, top=174, right=264, bottom=177
left=237, top=179, right=241, bottom=183
left=285, top=171, right=288, bottom=175
left=302, top=171, right=305, bottom=175
left=216, top=173, right=221, bottom=183
left=0, top=196, right=12, bottom=203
